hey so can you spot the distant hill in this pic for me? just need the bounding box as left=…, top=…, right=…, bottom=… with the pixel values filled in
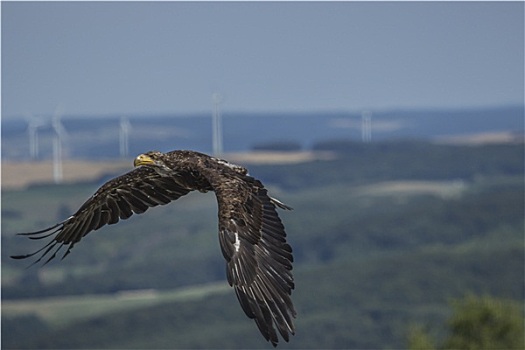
left=2, top=105, right=523, bottom=160
left=2, top=140, right=523, bottom=349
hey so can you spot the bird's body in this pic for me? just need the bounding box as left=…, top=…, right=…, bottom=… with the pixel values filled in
left=12, top=150, right=295, bottom=346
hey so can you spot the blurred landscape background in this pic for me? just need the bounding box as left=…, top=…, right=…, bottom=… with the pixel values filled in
left=2, top=106, right=524, bottom=348
left=2, top=2, right=524, bottom=349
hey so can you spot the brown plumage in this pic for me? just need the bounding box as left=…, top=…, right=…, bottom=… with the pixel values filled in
left=11, top=150, right=296, bottom=347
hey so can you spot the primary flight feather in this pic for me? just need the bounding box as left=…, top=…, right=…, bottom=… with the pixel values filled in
left=11, top=150, right=296, bottom=347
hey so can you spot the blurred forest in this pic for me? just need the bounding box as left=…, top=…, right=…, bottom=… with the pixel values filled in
left=408, top=294, right=524, bottom=349
left=2, top=139, right=524, bottom=349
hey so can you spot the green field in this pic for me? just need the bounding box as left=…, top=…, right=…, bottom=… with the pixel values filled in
left=2, top=282, right=229, bottom=328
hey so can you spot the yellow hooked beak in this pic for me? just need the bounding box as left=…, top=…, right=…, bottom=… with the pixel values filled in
left=133, top=154, right=155, bottom=167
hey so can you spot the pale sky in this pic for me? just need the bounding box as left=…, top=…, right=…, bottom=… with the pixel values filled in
left=2, top=1, right=524, bottom=119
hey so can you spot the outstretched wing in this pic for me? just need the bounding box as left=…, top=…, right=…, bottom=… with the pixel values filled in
left=11, top=166, right=191, bottom=266
left=215, top=175, right=296, bottom=347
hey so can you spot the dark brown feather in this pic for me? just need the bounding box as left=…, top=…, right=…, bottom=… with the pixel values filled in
left=212, top=175, right=295, bottom=347
left=12, top=166, right=191, bottom=263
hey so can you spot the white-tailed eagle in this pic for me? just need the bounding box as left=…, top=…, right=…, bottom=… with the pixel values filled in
left=12, top=150, right=296, bottom=346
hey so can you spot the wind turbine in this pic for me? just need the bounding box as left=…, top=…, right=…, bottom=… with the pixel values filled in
left=361, top=110, right=372, bottom=143
left=119, top=116, right=131, bottom=158
left=212, top=92, right=223, bottom=156
left=26, top=114, right=46, bottom=160
left=51, top=104, right=68, bottom=184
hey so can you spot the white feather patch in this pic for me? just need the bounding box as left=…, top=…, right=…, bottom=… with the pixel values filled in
left=230, top=219, right=241, bottom=252
left=234, top=232, right=241, bottom=252
left=214, top=158, right=248, bottom=175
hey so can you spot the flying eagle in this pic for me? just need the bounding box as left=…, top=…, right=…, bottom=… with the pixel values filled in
left=11, top=150, right=296, bottom=347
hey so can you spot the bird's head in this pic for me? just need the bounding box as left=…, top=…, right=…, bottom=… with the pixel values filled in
left=133, top=151, right=171, bottom=173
